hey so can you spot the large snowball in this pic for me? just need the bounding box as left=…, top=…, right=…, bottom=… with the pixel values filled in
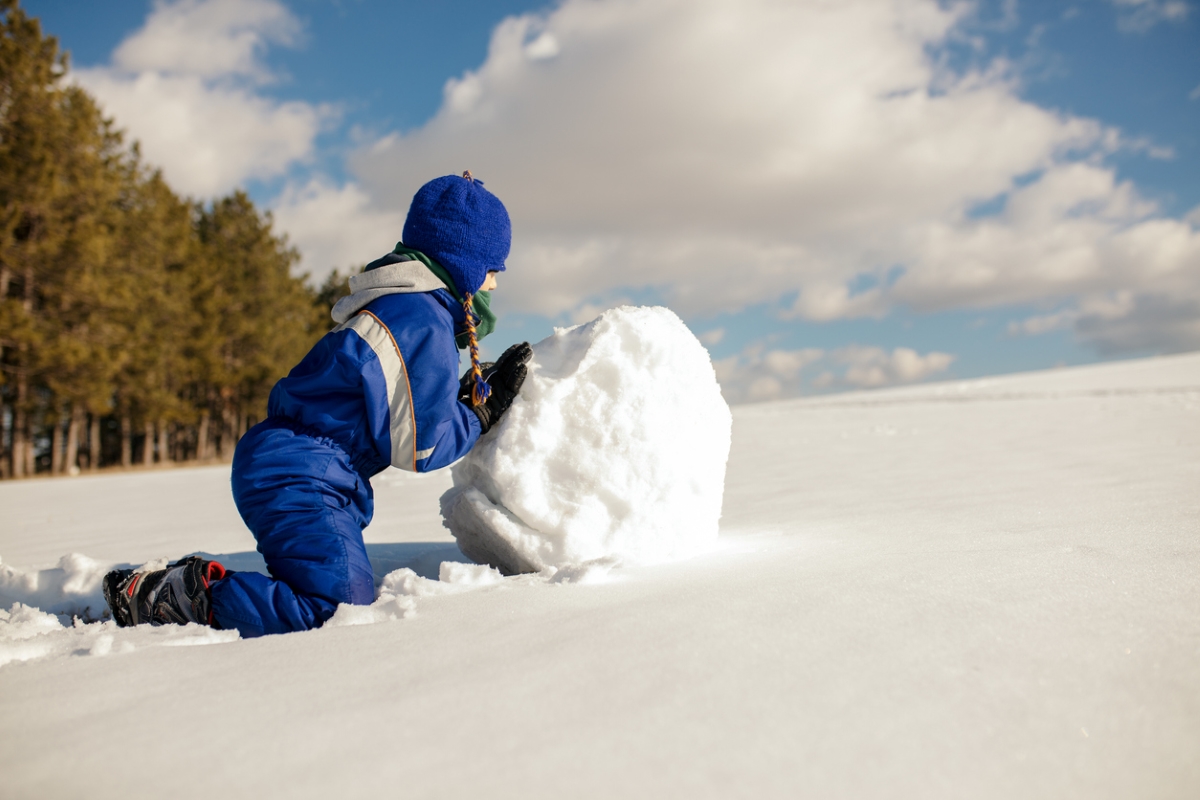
left=441, top=306, right=733, bottom=575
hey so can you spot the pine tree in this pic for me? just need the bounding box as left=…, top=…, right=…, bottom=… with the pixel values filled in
left=1, top=0, right=331, bottom=478
left=36, top=85, right=129, bottom=473
left=108, top=165, right=195, bottom=467
left=191, top=192, right=325, bottom=461
left=315, top=266, right=359, bottom=328
left=1, top=0, right=75, bottom=477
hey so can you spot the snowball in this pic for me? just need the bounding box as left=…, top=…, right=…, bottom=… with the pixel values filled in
left=441, top=306, right=732, bottom=574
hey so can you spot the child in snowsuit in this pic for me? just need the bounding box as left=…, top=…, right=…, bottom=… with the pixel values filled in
left=103, top=172, right=531, bottom=638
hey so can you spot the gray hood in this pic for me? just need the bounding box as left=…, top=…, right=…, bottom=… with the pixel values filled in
left=330, top=256, right=450, bottom=324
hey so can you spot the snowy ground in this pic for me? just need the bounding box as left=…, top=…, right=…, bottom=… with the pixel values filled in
left=1, top=352, right=1197, bottom=799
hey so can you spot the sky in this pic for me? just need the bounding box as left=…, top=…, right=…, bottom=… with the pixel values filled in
left=22, top=0, right=1200, bottom=401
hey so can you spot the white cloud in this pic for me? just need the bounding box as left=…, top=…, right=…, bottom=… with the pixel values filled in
left=1108, top=0, right=1190, bottom=32
left=1030, top=295, right=1200, bottom=355
left=910, top=166, right=1200, bottom=352
left=1075, top=292, right=1200, bottom=354
left=76, top=70, right=323, bottom=197
left=73, top=0, right=323, bottom=197
left=83, top=0, right=1197, bottom=350
left=833, top=346, right=955, bottom=389
left=345, top=0, right=1199, bottom=356
left=524, top=32, right=560, bottom=61
left=713, top=345, right=824, bottom=403
left=270, top=180, right=403, bottom=278
left=112, top=0, right=300, bottom=82
left=1008, top=308, right=1078, bottom=337
left=714, top=342, right=954, bottom=402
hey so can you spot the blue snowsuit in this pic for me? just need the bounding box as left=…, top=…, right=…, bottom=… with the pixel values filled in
left=210, top=256, right=483, bottom=637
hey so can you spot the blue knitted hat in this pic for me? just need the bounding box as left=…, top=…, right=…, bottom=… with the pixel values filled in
left=402, top=172, right=511, bottom=297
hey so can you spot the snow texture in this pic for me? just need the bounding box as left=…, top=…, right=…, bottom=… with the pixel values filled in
left=443, top=306, right=733, bottom=574
left=0, top=603, right=238, bottom=668
left=325, top=562, right=504, bottom=627
left=0, top=552, right=112, bottom=623
left=0, top=545, right=517, bottom=664
left=0, top=554, right=241, bottom=666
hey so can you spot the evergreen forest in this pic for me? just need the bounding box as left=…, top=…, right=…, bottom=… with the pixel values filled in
left=0, top=1, right=349, bottom=479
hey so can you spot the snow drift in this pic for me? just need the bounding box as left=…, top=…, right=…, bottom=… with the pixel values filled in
left=0, top=553, right=111, bottom=623
left=0, top=553, right=241, bottom=666
left=441, top=306, right=732, bottom=574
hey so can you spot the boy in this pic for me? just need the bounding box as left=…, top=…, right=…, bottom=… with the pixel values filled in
left=103, top=172, right=531, bottom=637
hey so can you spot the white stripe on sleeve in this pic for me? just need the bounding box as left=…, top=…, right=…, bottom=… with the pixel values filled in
left=338, top=311, right=428, bottom=471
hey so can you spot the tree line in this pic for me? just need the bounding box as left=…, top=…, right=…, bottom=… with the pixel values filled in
left=0, top=1, right=349, bottom=479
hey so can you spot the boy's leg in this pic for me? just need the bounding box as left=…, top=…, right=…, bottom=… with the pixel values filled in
left=210, top=423, right=375, bottom=638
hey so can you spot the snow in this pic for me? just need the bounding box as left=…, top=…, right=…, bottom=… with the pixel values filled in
left=326, top=563, right=506, bottom=627
left=443, top=306, right=732, bottom=574
left=0, top=604, right=237, bottom=668
left=0, top=552, right=111, bottom=623
left=1, top=351, right=1198, bottom=798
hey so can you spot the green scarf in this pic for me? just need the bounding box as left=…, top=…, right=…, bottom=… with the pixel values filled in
left=393, top=242, right=496, bottom=350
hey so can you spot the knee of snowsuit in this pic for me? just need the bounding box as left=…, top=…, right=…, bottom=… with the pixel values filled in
left=210, top=420, right=376, bottom=638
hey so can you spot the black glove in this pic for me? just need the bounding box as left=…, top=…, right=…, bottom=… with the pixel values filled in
left=460, top=342, right=532, bottom=434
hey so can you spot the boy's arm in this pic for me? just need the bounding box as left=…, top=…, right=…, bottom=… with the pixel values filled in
left=351, top=304, right=488, bottom=472
left=410, top=352, right=483, bottom=473
left=340, top=309, right=480, bottom=473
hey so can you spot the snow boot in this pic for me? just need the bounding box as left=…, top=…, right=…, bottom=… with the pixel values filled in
left=103, top=556, right=227, bottom=627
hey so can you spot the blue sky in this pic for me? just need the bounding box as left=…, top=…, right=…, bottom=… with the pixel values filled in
left=23, top=0, right=1200, bottom=400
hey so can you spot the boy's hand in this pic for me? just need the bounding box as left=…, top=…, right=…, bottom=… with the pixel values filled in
left=466, top=342, right=532, bottom=434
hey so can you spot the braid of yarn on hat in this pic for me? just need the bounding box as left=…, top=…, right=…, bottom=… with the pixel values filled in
left=464, top=293, right=492, bottom=407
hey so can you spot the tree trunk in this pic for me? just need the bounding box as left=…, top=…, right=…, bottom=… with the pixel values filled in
left=24, top=408, right=35, bottom=476
left=120, top=415, right=132, bottom=467
left=0, top=397, right=9, bottom=480
left=157, top=419, right=169, bottom=466
left=197, top=409, right=210, bottom=461
left=10, top=422, right=24, bottom=478
left=218, top=407, right=235, bottom=460
left=66, top=403, right=82, bottom=475
left=0, top=267, right=7, bottom=478
left=11, top=372, right=27, bottom=478
left=143, top=420, right=155, bottom=465
left=51, top=410, right=65, bottom=474
left=88, top=414, right=101, bottom=471
left=14, top=267, right=33, bottom=478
